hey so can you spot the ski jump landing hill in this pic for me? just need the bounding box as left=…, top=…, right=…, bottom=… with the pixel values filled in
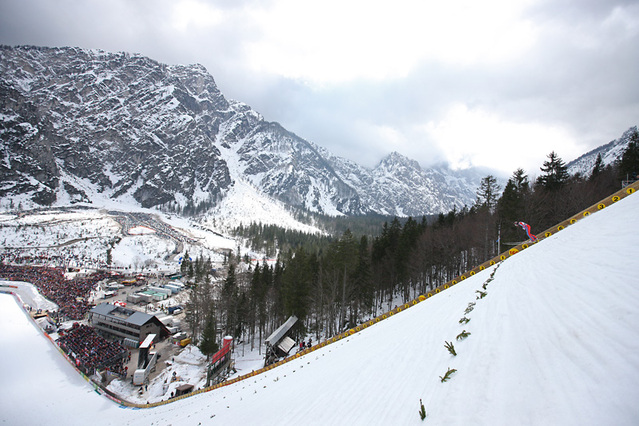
left=1, top=180, right=638, bottom=412
left=129, top=180, right=639, bottom=408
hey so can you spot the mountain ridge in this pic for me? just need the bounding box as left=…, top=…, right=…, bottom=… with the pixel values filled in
left=0, top=45, right=486, bottom=219
left=566, top=126, right=638, bottom=177
left=0, top=45, right=635, bottom=224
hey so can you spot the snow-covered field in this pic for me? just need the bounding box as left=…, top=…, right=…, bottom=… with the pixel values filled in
left=0, top=206, right=238, bottom=271
left=0, top=280, right=58, bottom=312
left=0, top=189, right=325, bottom=273
left=1, top=192, right=638, bottom=425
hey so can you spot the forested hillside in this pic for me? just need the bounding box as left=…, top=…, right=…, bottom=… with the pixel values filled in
left=183, top=133, right=639, bottom=353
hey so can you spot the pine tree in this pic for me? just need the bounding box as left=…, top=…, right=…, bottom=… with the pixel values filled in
left=536, top=151, right=569, bottom=190
left=281, top=247, right=312, bottom=322
left=185, top=282, right=202, bottom=339
left=497, top=169, right=530, bottom=243
left=590, top=153, right=604, bottom=181
left=248, top=263, right=262, bottom=350
left=184, top=274, right=215, bottom=342
left=235, top=291, right=249, bottom=340
left=199, top=311, right=219, bottom=358
left=221, top=263, right=239, bottom=336
left=336, top=229, right=358, bottom=329
left=512, top=168, right=530, bottom=192
left=474, top=175, right=501, bottom=259
left=618, top=129, right=639, bottom=181
left=476, top=175, right=501, bottom=213
left=180, top=251, right=192, bottom=277
left=353, top=235, right=374, bottom=317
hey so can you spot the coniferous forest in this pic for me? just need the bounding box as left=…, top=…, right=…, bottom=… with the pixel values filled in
left=188, top=134, right=639, bottom=357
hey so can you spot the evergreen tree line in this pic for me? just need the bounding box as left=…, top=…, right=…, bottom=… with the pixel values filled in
left=232, top=213, right=407, bottom=257
left=232, top=222, right=333, bottom=258
left=159, top=193, right=223, bottom=217
left=186, top=134, right=639, bottom=356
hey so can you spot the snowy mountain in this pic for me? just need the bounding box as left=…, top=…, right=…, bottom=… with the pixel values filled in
left=2, top=185, right=638, bottom=425
left=566, top=126, right=638, bottom=177
left=0, top=45, right=482, bottom=219
left=314, top=148, right=484, bottom=216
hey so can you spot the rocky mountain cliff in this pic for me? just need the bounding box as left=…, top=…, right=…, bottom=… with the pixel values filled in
left=566, top=126, right=638, bottom=177
left=0, top=45, right=486, bottom=217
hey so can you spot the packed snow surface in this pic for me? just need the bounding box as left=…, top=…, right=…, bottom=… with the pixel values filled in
left=0, top=207, right=238, bottom=271
left=1, top=193, right=639, bottom=425
left=0, top=280, right=58, bottom=312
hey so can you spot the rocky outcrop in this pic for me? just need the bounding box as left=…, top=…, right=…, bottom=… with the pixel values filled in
left=0, top=45, right=482, bottom=216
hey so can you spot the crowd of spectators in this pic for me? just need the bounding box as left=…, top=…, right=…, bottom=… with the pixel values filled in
left=0, top=251, right=109, bottom=274
left=0, top=263, right=109, bottom=320
left=57, top=323, right=129, bottom=377
left=1, top=262, right=134, bottom=378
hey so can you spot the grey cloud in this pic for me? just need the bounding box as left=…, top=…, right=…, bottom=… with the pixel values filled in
left=0, top=0, right=637, bottom=174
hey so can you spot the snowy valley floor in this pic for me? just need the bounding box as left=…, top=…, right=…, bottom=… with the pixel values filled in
left=1, top=193, right=639, bottom=425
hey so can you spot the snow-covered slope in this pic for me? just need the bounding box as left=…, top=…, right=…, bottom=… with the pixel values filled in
left=0, top=206, right=241, bottom=271
left=2, top=188, right=638, bottom=425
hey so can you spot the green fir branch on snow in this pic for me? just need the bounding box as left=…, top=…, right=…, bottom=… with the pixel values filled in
left=459, top=317, right=470, bottom=324
left=476, top=290, right=487, bottom=299
left=439, top=367, right=457, bottom=383
left=456, top=330, right=471, bottom=340
left=419, top=399, right=427, bottom=421
left=444, top=340, right=457, bottom=356
left=464, top=302, right=475, bottom=314
left=483, top=262, right=501, bottom=289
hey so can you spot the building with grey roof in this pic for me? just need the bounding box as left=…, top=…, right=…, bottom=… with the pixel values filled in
left=88, top=303, right=170, bottom=343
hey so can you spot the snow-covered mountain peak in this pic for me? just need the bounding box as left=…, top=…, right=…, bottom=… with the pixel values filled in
left=375, top=151, right=422, bottom=173
left=0, top=45, right=503, bottom=219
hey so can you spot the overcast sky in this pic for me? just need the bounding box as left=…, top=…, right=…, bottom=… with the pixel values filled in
left=1, top=0, right=638, bottom=177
